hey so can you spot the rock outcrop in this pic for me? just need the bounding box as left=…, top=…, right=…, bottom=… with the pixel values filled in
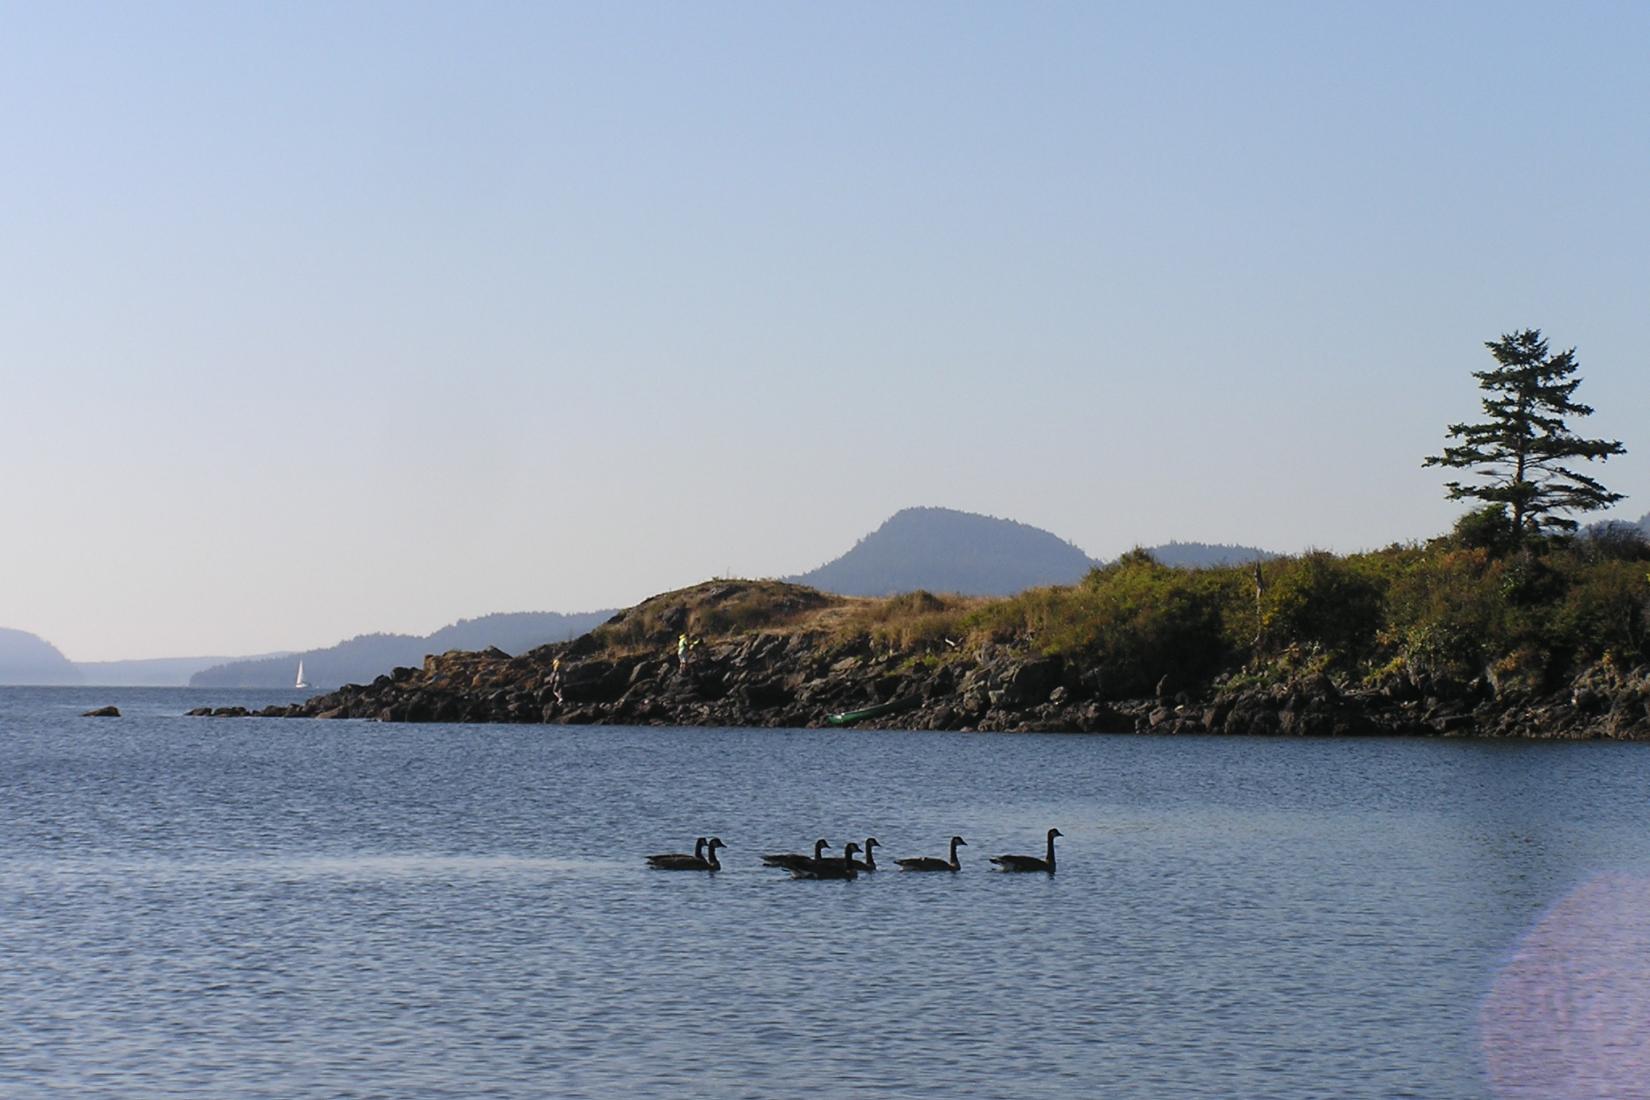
left=198, top=581, right=1650, bottom=740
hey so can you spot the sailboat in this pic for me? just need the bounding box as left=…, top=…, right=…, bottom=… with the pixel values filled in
left=295, top=660, right=310, bottom=690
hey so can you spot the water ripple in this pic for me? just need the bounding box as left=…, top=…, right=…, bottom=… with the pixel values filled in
left=4, top=688, right=1650, bottom=1097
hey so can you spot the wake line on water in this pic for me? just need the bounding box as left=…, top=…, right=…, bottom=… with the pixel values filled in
left=4, top=853, right=629, bottom=881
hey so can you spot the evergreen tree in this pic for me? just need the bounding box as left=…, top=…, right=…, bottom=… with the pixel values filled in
left=1425, top=329, right=1625, bottom=540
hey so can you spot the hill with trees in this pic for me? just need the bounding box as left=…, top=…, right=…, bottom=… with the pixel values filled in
left=76, top=655, right=269, bottom=687
left=789, top=507, right=1094, bottom=595
left=189, top=610, right=613, bottom=689
left=0, top=628, right=82, bottom=685
left=789, top=506, right=1273, bottom=597
left=1140, top=541, right=1280, bottom=568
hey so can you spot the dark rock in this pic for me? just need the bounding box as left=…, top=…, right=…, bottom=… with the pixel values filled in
left=81, top=705, right=120, bottom=717
left=215, top=600, right=1650, bottom=742
left=1002, top=658, right=1063, bottom=706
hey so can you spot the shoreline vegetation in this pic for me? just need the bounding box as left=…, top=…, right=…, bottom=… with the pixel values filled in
left=205, top=517, right=1650, bottom=740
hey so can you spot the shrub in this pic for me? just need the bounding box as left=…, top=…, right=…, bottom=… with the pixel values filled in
left=1450, top=504, right=1518, bottom=555
left=1550, top=559, right=1650, bottom=670
left=967, top=554, right=1249, bottom=697
left=1260, top=551, right=1386, bottom=667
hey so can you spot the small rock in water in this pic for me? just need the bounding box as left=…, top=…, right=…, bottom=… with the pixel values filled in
left=81, top=705, right=120, bottom=717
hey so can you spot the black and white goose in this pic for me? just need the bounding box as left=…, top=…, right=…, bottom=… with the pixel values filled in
left=989, top=828, right=1062, bottom=874
left=761, top=838, right=832, bottom=873
left=896, top=835, right=966, bottom=872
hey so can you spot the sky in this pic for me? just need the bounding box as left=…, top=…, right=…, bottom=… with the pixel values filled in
left=3, top=2, right=1647, bottom=661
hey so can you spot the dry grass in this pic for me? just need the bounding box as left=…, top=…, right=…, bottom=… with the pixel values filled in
left=829, top=590, right=987, bottom=652
left=593, top=579, right=844, bottom=653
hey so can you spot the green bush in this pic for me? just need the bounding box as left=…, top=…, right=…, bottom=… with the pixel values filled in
left=968, top=553, right=1249, bottom=698
left=1260, top=551, right=1385, bottom=666
left=1549, top=558, right=1650, bottom=669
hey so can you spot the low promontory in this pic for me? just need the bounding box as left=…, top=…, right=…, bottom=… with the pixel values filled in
left=209, top=524, right=1650, bottom=739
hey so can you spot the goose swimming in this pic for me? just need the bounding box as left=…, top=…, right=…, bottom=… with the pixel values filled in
left=896, top=835, right=966, bottom=872
left=762, top=838, right=832, bottom=873
left=646, top=836, right=707, bottom=870
left=989, top=828, right=1062, bottom=874
left=848, top=837, right=879, bottom=872
left=648, top=836, right=724, bottom=872
left=792, top=842, right=860, bottom=879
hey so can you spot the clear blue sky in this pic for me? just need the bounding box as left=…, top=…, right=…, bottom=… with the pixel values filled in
left=3, top=2, right=1646, bottom=660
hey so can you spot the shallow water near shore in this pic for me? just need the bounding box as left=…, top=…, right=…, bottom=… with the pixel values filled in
left=5, top=686, right=1650, bottom=1098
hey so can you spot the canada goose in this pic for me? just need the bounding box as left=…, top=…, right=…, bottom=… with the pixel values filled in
left=990, top=828, right=1062, bottom=874
left=896, top=835, right=966, bottom=872
left=792, top=842, right=860, bottom=879
left=646, top=836, right=707, bottom=870
left=648, top=836, right=724, bottom=872
left=848, top=837, right=879, bottom=872
left=762, top=839, right=832, bottom=873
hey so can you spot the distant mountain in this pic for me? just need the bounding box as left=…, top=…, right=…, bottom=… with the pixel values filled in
left=1141, top=541, right=1279, bottom=568
left=189, top=610, right=614, bottom=689
left=790, top=507, right=1094, bottom=596
left=0, top=628, right=82, bottom=685
left=788, top=507, right=1277, bottom=597
left=76, top=655, right=279, bottom=687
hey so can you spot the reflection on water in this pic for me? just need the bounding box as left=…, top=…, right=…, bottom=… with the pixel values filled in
left=4, top=686, right=1650, bottom=1098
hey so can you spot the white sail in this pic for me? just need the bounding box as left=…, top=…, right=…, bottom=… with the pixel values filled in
left=295, top=660, right=309, bottom=689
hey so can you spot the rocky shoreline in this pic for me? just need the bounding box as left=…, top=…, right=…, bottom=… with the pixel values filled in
left=192, top=584, right=1650, bottom=740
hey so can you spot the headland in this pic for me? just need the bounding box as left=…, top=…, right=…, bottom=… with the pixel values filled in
left=201, top=525, right=1650, bottom=739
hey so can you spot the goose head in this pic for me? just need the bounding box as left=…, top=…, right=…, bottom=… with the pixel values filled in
left=842, top=842, right=861, bottom=858
left=707, top=837, right=726, bottom=853
left=1048, top=828, right=1063, bottom=841
left=863, top=837, right=879, bottom=851
left=812, top=839, right=832, bottom=858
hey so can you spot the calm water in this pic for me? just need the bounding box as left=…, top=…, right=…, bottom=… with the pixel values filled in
left=4, top=686, right=1650, bottom=1099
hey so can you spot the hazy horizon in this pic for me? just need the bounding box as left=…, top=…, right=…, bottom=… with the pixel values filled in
left=5, top=3, right=1647, bottom=660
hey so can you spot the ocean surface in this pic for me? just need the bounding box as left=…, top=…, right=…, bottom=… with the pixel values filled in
left=4, top=686, right=1650, bottom=1099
